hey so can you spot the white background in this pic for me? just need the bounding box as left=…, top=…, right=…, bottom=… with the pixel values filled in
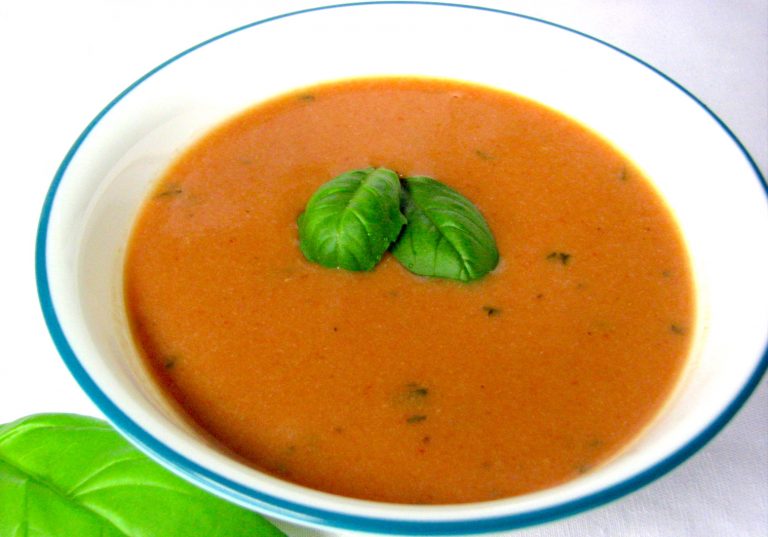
left=1, top=1, right=765, bottom=535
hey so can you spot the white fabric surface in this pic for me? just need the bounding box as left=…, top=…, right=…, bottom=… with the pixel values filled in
left=1, top=1, right=765, bottom=535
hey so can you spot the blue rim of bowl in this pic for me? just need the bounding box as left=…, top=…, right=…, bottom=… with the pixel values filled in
left=35, top=1, right=768, bottom=534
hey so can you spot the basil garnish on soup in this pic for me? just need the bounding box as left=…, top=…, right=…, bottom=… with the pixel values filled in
left=298, top=169, right=499, bottom=282
left=298, top=167, right=406, bottom=271
left=391, top=176, right=499, bottom=282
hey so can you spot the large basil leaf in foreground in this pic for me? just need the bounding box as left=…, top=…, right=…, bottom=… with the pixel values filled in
left=0, top=413, right=285, bottom=537
left=392, top=176, right=499, bottom=281
left=298, top=167, right=406, bottom=271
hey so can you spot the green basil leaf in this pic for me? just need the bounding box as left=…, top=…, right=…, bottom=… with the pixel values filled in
left=298, top=167, right=406, bottom=271
left=391, top=176, right=499, bottom=281
left=0, top=413, right=285, bottom=537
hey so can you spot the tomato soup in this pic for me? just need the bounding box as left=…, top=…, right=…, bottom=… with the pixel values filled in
left=124, top=77, right=694, bottom=504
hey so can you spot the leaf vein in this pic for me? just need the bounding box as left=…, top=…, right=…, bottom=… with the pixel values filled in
left=68, top=454, right=144, bottom=495
left=409, top=197, right=472, bottom=275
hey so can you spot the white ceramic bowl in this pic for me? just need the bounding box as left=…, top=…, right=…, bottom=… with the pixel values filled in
left=36, top=2, right=768, bottom=534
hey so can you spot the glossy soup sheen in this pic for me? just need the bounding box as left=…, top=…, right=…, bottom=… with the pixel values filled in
left=125, top=77, right=695, bottom=504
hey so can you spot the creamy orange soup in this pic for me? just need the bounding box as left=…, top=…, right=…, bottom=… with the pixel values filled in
left=124, top=77, right=694, bottom=504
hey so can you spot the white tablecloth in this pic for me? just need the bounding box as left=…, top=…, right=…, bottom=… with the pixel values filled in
left=1, top=1, right=765, bottom=535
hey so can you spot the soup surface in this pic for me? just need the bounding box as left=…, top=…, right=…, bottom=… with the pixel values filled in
left=125, top=77, right=694, bottom=504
